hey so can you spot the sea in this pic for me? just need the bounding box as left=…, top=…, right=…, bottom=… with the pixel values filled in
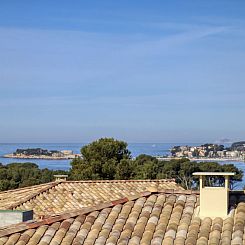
left=0, top=143, right=244, bottom=188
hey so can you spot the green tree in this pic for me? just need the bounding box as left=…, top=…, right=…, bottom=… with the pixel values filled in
left=0, top=162, right=68, bottom=191
left=133, top=154, right=158, bottom=179
left=221, top=163, right=243, bottom=189
left=115, top=159, right=134, bottom=179
left=70, top=138, right=131, bottom=180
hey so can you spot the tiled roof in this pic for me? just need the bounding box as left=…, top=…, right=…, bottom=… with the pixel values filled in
left=1, top=190, right=245, bottom=245
left=0, top=179, right=182, bottom=218
left=0, top=183, right=56, bottom=210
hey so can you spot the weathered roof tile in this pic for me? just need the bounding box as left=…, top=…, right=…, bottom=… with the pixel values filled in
left=0, top=179, right=182, bottom=219
left=1, top=184, right=245, bottom=244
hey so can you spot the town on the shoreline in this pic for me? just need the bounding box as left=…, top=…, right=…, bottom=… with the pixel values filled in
left=170, top=141, right=245, bottom=160
left=4, top=148, right=81, bottom=160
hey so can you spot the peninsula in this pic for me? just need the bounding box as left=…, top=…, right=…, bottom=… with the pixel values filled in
left=4, top=148, right=81, bottom=160
left=170, top=142, right=245, bottom=161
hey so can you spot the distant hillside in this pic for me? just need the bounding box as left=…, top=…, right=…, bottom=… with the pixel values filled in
left=231, top=141, right=245, bottom=151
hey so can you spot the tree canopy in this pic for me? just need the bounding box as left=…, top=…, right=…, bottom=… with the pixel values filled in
left=0, top=162, right=67, bottom=191
left=70, top=138, right=131, bottom=180
left=1, top=138, right=243, bottom=191
left=70, top=138, right=243, bottom=189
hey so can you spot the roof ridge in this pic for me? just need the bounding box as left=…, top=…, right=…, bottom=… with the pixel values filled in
left=6, top=182, right=60, bottom=210
left=0, top=178, right=179, bottom=196
left=0, top=182, right=57, bottom=194
left=0, top=191, right=152, bottom=238
left=63, top=179, right=177, bottom=183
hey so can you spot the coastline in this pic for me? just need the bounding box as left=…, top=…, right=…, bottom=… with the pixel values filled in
left=4, top=154, right=244, bottom=162
left=156, top=156, right=244, bottom=162
left=190, top=157, right=244, bottom=162
left=3, top=154, right=81, bottom=160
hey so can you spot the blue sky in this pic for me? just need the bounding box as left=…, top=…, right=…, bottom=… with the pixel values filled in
left=0, top=1, right=245, bottom=143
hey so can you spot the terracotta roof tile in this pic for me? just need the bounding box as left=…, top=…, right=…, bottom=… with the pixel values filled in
left=0, top=179, right=182, bottom=218
left=0, top=183, right=57, bottom=210
left=1, top=191, right=245, bottom=244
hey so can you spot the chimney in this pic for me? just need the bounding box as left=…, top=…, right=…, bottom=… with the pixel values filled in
left=54, top=175, right=68, bottom=182
left=0, top=210, right=33, bottom=227
left=193, top=172, right=235, bottom=218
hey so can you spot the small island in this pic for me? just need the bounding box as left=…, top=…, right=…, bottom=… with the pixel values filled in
left=4, top=148, right=81, bottom=160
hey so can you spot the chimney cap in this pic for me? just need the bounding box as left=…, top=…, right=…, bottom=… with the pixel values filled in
left=53, top=175, right=68, bottom=178
left=193, top=172, right=235, bottom=176
left=54, top=175, right=68, bottom=182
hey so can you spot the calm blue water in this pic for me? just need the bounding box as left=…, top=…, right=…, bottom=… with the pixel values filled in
left=0, top=143, right=193, bottom=170
left=0, top=143, right=244, bottom=188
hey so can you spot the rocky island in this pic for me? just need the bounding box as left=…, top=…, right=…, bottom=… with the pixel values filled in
left=4, top=148, right=81, bottom=160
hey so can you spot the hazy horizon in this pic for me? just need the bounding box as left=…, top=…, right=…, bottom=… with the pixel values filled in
left=1, top=1, right=245, bottom=143
left=0, top=140, right=239, bottom=145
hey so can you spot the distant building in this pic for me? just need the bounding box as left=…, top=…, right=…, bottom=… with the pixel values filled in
left=61, top=150, right=73, bottom=155
left=171, top=142, right=245, bottom=159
